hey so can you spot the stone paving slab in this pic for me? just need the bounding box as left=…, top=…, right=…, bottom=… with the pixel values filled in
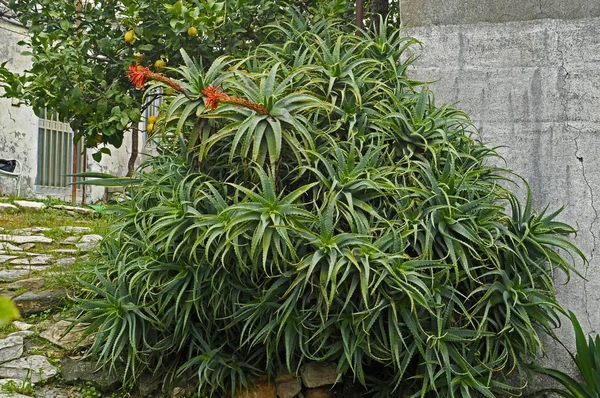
left=0, top=270, right=31, bottom=283
left=12, top=321, right=34, bottom=331
left=0, top=243, right=23, bottom=252
left=40, top=320, right=94, bottom=351
left=13, top=201, right=47, bottom=210
left=9, top=255, right=53, bottom=266
left=12, top=228, right=50, bottom=235
left=55, top=257, right=76, bottom=267
left=0, top=255, right=18, bottom=264
left=13, top=290, right=67, bottom=316
left=60, top=358, right=120, bottom=392
left=0, top=235, right=53, bottom=244
left=0, top=336, right=23, bottom=363
left=0, top=203, right=18, bottom=211
left=0, top=355, right=58, bottom=383
left=59, top=237, right=79, bottom=245
left=6, top=278, right=45, bottom=291
left=52, top=205, right=96, bottom=215
left=51, top=249, right=77, bottom=254
left=59, top=226, right=92, bottom=234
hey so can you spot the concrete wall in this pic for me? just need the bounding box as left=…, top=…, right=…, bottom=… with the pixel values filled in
left=402, top=3, right=600, bottom=376
left=0, top=19, right=140, bottom=203
left=0, top=20, right=39, bottom=198
left=401, top=0, right=600, bottom=26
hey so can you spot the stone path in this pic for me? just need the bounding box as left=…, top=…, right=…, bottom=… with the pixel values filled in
left=0, top=228, right=101, bottom=284
left=0, top=200, right=199, bottom=397
left=0, top=200, right=113, bottom=398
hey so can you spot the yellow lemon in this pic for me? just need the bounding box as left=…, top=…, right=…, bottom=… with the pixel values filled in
left=154, top=59, right=166, bottom=70
left=124, top=30, right=135, bottom=43
left=187, top=27, right=198, bottom=37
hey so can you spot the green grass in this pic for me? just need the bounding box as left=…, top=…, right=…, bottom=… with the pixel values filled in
left=0, top=323, right=19, bottom=338
left=0, top=208, right=107, bottom=230
left=43, top=255, right=101, bottom=292
left=42, top=228, right=70, bottom=241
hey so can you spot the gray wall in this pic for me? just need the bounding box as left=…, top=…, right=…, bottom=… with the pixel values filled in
left=401, top=0, right=600, bottom=26
left=403, top=2, right=600, bottom=376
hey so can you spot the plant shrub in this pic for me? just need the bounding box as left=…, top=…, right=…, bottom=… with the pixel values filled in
left=526, top=311, right=600, bottom=398
left=76, top=15, right=585, bottom=397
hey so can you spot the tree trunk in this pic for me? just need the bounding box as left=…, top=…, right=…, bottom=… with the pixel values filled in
left=371, top=0, right=389, bottom=30
left=356, top=0, right=365, bottom=33
left=127, top=128, right=138, bottom=177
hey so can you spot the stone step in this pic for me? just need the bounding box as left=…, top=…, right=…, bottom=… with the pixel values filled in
left=12, top=290, right=67, bottom=316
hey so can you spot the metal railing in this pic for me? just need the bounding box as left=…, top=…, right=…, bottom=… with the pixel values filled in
left=36, top=109, right=85, bottom=189
left=142, top=89, right=163, bottom=147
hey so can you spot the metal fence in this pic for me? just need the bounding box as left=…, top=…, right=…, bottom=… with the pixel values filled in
left=142, top=89, right=163, bottom=147
left=36, top=109, right=85, bottom=189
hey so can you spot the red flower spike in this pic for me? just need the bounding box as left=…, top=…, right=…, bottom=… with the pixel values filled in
left=127, top=62, right=149, bottom=89
left=201, top=85, right=269, bottom=115
left=127, top=62, right=184, bottom=93
left=202, top=85, right=226, bottom=111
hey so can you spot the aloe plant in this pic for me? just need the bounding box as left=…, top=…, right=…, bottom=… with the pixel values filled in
left=527, top=311, right=600, bottom=398
left=74, top=11, right=585, bottom=398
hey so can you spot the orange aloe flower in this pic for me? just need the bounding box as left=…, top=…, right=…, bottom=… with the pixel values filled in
left=201, top=85, right=269, bottom=115
left=202, top=85, right=227, bottom=111
left=127, top=63, right=149, bottom=89
left=127, top=62, right=184, bottom=93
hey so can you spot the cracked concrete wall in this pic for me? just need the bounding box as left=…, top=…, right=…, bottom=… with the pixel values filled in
left=0, top=20, right=142, bottom=202
left=401, top=0, right=600, bottom=26
left=0, top=20, right=39, bottom=197
left=404, top=11, right=600, bottom=377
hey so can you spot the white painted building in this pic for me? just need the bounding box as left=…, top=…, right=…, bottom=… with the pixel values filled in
left=0, top=9, right=146, bottom=203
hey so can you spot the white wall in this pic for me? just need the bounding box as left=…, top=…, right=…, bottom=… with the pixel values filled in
left=0, top=20, right=38, bottom=197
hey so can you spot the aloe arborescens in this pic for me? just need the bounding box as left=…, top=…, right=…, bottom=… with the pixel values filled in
left=77, top=14, right=586, bottom=398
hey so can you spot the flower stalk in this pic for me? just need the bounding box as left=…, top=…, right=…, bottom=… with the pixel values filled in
left=202, top=85, right=269, bottom=115
left=127, top=62, right=184, bottom=93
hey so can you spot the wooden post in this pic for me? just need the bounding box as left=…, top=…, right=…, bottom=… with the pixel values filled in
left=71, top=139, right=78, bottom=205
left=81, top=147, right=87, bottom=205
left=356, top=0, right=365, bottom=33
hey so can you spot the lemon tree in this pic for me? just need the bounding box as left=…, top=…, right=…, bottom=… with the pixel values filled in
left=0, top=0, right=353, bottom=170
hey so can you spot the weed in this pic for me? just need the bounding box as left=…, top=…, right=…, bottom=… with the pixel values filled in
left=24, top=309, right=55, bottom=324
left=1, top=376, right=34, bottom=395
left=183, top=392, right=211, bottom=398
left=0, top=323, right=19, bottom=338
left=43, top=228, right=69, bottom=241
left=77, top=382, right=102, bottom=398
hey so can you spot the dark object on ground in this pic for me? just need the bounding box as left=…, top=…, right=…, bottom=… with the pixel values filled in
left=0, top=159, right=16, bottom=173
